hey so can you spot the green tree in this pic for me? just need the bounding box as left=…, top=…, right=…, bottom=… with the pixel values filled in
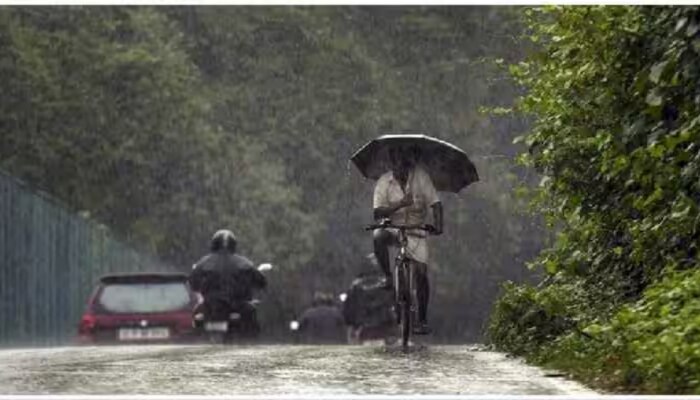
left=0, top=6, right=317, bottom=269
left=488, top=6, right=700, bottom=392
left=168, top=6, right=539, bottom=339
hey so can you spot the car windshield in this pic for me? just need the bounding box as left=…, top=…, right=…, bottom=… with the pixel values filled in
left=98, top=282, right=191, bottom=313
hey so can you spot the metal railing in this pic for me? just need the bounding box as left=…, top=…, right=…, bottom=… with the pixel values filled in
left=0, top=170, right=168, bottom=346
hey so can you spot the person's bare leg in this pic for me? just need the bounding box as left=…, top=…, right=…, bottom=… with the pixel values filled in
left=373, top=229, right=395, bottom=287
left=414, top=261, right=432, bottom=334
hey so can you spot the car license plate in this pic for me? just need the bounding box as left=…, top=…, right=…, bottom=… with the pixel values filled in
left=204, top=321, right=228, bottom=332
left=118, top=328, right=170, bottom=341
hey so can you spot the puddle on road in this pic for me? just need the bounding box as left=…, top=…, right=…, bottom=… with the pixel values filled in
left=0, top=344, right=596, bottom=395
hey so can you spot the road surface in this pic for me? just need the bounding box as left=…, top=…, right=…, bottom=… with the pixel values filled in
left=0, top=344, right=596, bottom=395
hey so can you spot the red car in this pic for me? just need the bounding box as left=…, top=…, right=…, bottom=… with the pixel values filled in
left=77, top=272, right=199, bottom=344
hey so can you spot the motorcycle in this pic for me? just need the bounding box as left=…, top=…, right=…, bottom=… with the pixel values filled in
left=339, top=277, right=398, bottom=346
left=192, top=263, right=273, bottom=344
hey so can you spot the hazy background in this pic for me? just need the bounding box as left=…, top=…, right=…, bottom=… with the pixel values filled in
left=0, top=6, right=541, bottom=343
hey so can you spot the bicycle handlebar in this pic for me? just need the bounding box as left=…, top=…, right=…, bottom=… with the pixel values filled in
left=364, top=222, right=431, bottom=232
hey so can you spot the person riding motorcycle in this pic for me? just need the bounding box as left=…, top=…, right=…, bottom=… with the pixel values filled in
left=342, top=253, right=396, bottom=344
left=189, top=229, right=267, bottom=336
left=297, top=292, right=346, bottom=344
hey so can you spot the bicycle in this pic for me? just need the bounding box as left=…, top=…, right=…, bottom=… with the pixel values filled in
left=365, top=220, right=432, bottom=352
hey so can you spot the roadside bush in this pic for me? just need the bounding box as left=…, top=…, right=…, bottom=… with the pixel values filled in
left=491, top=269, right=700, bottom=393
left=536, top=332, right=612, bottom=387
left=487, top=279, right=588, bottom=357
left=604, top=269, right=700, bottom=393
left=487, top=282, right=541, bottom=356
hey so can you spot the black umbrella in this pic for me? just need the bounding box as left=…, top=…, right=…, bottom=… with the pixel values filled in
left=350, top=134, right=479, bottom=193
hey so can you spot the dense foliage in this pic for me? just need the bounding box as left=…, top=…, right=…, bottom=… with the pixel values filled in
left=0, top=7, right=316, bottom=265
left=0, top=6, right=538, bottom=340
left=488, top=6, right=700, bottom=393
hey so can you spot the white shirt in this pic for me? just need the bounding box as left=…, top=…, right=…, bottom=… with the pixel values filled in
left=372, top=164, right=440, bottom=264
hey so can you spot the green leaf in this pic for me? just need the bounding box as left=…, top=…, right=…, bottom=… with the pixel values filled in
left=545, top=259, right=558, bottom=274
left=646, top=88, right=663, bottom=107
left=649, top=61, right=668, bottom=84
left=675, top=17, right=688, bottom=33
left=649, top=142, right=665, bottom=158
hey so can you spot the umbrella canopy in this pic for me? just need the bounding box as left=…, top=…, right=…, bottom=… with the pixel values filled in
left=350, top=134, right=479, bottom=193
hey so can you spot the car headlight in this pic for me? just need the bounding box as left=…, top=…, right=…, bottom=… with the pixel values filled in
left=289, top=320, right=299, bottom=331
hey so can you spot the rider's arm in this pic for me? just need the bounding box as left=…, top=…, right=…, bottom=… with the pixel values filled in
left=251, top=268, right=267, bottom=290
left=418, top=165, right=443, bottom=234
left=373, top=200, right=410, bottom=220
left=373, top=173, right=411, bottom=220
left=237, top=255, right=266, bottom=290
left=431, top=202, right=444, bottom=235
left=188, top=259, right=206, bottom=293
left=188, top=272, right=202, bottom=293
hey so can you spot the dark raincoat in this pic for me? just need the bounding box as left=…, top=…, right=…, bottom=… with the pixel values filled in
left=342, top=274, right=395, bottom=330
left=298, top=304, right=346, bottom=344
left=189, top=252, right=266, bottom=305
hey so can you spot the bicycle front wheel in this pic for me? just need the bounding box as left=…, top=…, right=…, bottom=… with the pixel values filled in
left=398, top=261, right=411, bottom=351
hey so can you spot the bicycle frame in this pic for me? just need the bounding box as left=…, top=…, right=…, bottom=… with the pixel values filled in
left=366, top=221, right=428, bottom=351
left=394, top=229, right=420, bottom=351
left=394, top=228, right=413, bottom=306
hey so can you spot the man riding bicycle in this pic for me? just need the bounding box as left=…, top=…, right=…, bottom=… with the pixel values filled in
left=372, top=146, right=443, bottom=335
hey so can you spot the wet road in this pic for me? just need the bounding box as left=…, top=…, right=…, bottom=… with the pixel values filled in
left=0, top=344, right=596, bottom=395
